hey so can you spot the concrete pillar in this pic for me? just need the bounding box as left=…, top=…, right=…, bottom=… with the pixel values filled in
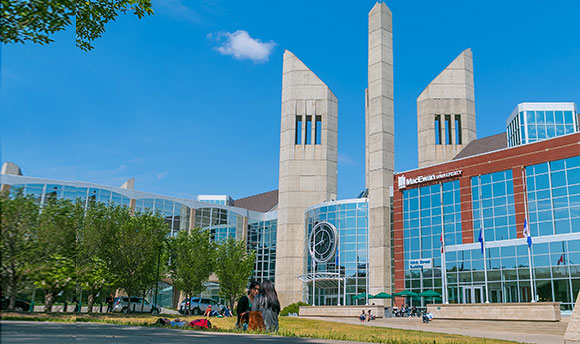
left=120, top=177, right=135, bottom=190
left=1, top=162, right=23, bottom=194
left=275, top=50, right=338, bottom=307
left=189, top=208, right=196, bottom=233
left=417, top=49, right=477, bottom=167
left=366, top=2, right=394, bottom=304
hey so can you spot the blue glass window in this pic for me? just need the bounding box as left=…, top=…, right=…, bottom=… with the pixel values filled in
left=295, top=116, right=302, bottom=144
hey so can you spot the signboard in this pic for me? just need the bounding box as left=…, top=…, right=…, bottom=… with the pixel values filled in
left=408, top=258, right=433, bottom=270
left=398, top=170, right=462, bottom=190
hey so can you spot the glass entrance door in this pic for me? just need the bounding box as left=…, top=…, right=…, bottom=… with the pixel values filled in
left=462, top=286, right=485, bottom=304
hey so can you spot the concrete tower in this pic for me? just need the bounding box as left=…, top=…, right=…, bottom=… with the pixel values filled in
left=366, top=2, right=394, bottom=302
left=276, top=50, right=338, bottom=306
left=417, top=49, right=476, bottom=167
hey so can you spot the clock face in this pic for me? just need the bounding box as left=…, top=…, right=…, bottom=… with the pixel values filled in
left=308, top=222, right=338, bottom=263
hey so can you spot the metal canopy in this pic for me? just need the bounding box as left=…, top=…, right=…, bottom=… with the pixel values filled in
left=298, top=272, right=345, bottom=289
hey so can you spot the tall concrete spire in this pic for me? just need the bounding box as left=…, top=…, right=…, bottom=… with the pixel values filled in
left=417, top=49, right=476, bottom=167
left=366, top=1, right=394, bottom=303
left=276, top=50, right=338, bottom=306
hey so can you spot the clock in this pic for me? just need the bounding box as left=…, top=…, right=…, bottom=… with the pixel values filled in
left=308, top=222, right=338, bottom=263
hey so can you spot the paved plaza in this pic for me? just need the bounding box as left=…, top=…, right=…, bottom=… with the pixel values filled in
left=303, top=316, right=568, bottom=344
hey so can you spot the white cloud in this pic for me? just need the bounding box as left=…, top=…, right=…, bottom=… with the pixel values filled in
left=211, top=30, right=276, bottom=63
left=156, top=171, right=169, bottom=180
left=154, top=0, right=201, bottom=23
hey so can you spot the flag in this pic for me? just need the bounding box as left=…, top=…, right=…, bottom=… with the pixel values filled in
left=335, top=246, right=339, bottom=267
left=522, top=218, right=532, bottom=248
left=478, top=228, right=484, bottom=254
left=440, top=231, right=444, bottom=254
left=557, top=255, right=564, bottom=266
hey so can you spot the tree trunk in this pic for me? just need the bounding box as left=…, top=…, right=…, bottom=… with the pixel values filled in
left=141, top=294, right=145, bottom=312
left=9, top=267, right=18, bottom=311
left=87, top=293, right=95, bottom=314
left=9, top=294, right=16, bottom=311
left=44, top=292, right=55, bottom=313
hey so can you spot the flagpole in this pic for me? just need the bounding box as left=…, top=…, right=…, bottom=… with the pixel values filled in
left=440, top=186, right=448, bottom=304
left=478, top=180, right=490, bottom=303
left=522, top=168, right=536, bottom=303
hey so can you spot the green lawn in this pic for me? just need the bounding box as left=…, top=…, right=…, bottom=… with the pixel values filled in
left=0, top=312, right=516, bottom=344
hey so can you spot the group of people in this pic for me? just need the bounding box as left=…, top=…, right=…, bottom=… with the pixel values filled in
left=358, top=309, right=376, bottom=322
left=203, top=305, right=233, bottom=317
left=394, top=304, right=419, bottom=317
left=235, top=279, right=280, bottom=332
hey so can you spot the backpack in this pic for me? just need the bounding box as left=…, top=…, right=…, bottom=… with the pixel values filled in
left=190, top=318, right=212, bottom=329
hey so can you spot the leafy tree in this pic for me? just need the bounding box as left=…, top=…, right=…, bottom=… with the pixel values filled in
left=1, top=0, right=154, bottom=51
left=0, top=190, right=39, bottom=311
left=35, top=198, right=83, bottom=312
left=169, top=228, right=215, bottom=314
left=109, top=210, right=168, bottom=313
left=215, top=237, right=256, bottom=309
left=76, top=202, right=119, bottom=313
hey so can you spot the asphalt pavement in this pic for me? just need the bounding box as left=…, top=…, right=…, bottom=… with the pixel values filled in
left=0, top=321, right=365, bottom=344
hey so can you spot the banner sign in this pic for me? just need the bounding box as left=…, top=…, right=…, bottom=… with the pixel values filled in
left=398, top=170, right=462, bottom=190
left=409, top=258, right=433, bottom=270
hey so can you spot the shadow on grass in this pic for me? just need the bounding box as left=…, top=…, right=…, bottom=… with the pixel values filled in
left=0, top=312, right=516, bottom=344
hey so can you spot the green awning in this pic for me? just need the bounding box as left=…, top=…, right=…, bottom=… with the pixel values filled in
left=372, top=292, right=394, bottom=299
left=392, top=290, right=419, bottom=297
left=352, top=292, right=369, bottom=300
left=418, top=290, right=441, bottom=298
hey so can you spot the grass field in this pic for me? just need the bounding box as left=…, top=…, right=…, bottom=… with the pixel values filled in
left=0, top=312, right=516, bottom=344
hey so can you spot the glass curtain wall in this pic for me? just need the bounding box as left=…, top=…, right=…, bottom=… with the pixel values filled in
left=403, top=180, right=461, bottom=305
left=525, top=156, right=580, bottom=236
left=247, top=219, right=277, bottom=283
left=135, top=198, right=191, bottom=236
left=523, top=110, right=576, bottom=145
left=444, top=159, right=580, bottom=309
left=194, top=207, right=240, bottom=242
left=305, top=200, right=368, bottom=306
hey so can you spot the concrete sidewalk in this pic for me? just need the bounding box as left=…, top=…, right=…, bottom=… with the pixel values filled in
left=302, top=316, right=566, bottom=344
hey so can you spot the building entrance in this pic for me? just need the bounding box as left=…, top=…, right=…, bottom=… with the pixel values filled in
left=462, top=285, right=485, bottom=304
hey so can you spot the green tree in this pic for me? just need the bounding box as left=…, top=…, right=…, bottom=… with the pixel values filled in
left=0, top=190, right=39, bottom=311
left=0, top=0, right=153, bottom=51
left=109, top=210, right=168, bottom=313
left=170, top=228, right=214, bottom=314
left=76, top=202, right=119, bottom=313
left=215, top=237, right=256, bottom=309
left=35, top=198, right=83, bottom=312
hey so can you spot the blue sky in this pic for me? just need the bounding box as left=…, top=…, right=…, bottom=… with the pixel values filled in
left=2, top=0, right=579, bottom=200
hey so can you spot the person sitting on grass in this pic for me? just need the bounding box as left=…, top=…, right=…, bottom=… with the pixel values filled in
left=422, top=311, right=433, bottom=323
left=203, top=305, right=213, bottom=317
left=222, top=305, right=233, bottom=317
left=359, top=310, right=366, bottom=322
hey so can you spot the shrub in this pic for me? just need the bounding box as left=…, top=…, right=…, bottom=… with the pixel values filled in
left=280, top=301, right=310, bottom=316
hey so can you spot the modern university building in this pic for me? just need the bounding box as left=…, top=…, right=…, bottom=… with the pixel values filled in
left=2, top=2, right=579, bottom=311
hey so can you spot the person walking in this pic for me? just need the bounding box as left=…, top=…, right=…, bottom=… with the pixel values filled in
left=106, top=293, right=114, bottom=313
left=251, top=279, right=280, bottom=332
left=236, top=281, right=260, bottom=329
